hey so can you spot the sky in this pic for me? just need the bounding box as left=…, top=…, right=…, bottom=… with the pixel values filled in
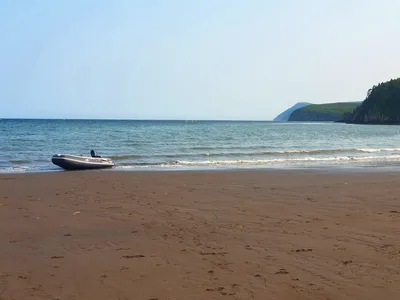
left=0, top=0, right=399, bottom=120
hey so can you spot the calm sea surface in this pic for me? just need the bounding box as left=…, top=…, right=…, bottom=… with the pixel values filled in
left=2, top=119, right=400, bottom=173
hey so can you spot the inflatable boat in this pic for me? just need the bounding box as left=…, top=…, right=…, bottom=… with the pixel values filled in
left=52, top=153, right=114, bottom=170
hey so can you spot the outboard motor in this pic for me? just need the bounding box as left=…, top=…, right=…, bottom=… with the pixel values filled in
left=90, top=150, right=101, bottom=158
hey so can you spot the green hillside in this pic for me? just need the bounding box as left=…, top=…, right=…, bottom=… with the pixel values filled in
left=288, top=102, right=361, bottom=122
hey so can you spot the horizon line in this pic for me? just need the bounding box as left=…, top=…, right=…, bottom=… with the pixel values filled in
left=0, top=117, right=276, bottom=122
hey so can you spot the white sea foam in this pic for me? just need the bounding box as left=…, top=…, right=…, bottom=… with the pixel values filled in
left=114, top=154, right=400, bottom=170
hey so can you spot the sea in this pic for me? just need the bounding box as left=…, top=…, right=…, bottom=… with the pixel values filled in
left=2, top=119, right=400, bottom=173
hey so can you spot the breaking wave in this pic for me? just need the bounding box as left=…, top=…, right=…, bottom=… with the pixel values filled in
left=115, top=154, right=400, bottom=169
left=108, top=148, right=400, bottom=161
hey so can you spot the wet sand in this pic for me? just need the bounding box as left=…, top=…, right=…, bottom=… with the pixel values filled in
left=1, top=170, right=400, bottom=300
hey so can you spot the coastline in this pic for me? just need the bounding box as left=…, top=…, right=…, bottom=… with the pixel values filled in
left=2, top=162, right=400, bottom=174
left=1, top=170, right=400, bottom=299
left=3, top=119, right=400, bottom=174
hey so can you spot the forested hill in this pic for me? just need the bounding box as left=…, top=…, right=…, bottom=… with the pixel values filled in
left=348, top=78, right=400, bottom=124
left=288, top=102, right=361, bottom=122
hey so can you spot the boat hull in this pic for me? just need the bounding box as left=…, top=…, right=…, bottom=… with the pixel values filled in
left=52, top=154, right=114, bottom=170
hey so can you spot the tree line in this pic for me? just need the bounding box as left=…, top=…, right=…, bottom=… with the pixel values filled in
left=346, top=78, right=400, bottom=124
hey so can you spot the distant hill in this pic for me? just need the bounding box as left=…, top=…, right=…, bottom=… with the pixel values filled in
left=288, top=102, right=361, bottom=122
left=348, top=78, right=400, bottom=124
left=273, top=102, right=311, bottom=121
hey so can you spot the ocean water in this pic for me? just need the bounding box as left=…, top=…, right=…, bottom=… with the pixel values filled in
left=2, top=119, right=400, bottom=173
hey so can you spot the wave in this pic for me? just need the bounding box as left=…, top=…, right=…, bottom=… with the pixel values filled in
left=3, top=148, right=400, bottom=173
left=10, top=159, right=31, bottom=164
left=189, top=145, right=268, bottom=151
left=110, top=153, right=199, bottom=160
left=109, top=154, right=146, bottom=160
left=3, top=153, right=400, bottom=173
left=109, top=147, right=400, bottom=161
left=265, top=148, right=400, bottom=155
left=115, top=154, right=400, bottom=169
left=357, top=148, right=400, bottom=153
left=177, top=155, right=400, bottom=166
left=118, top=161, right=176, bottom=167
left=0, top=165, right=61, bottom=173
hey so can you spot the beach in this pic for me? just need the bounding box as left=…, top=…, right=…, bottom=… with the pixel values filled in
left=1, top=170, right=400, bottom=300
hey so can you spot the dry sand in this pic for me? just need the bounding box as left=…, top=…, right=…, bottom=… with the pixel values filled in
left=1, top=170, right=400, bottom=300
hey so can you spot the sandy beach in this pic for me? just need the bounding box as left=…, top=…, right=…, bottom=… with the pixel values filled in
left=1, top=169, right=400, bottom=300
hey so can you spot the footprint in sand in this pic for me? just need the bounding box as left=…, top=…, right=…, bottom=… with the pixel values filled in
left=122, top=255, right=145, bottom=259
left=206, top=285, right=239, bottom=296
left=293, top=248, right=313, bottom=253
left=274, top=268, right=289, bottom=275
left=200, top=251, right=228, bottom=256
left=217, top=287, right=227, bottom=296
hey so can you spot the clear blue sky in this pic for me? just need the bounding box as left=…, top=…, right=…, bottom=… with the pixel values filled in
left=1, top=0, right=399, bottom=120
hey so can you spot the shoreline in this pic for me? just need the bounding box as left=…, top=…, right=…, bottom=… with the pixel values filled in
left=1, top=170, right=400, bottom=299
left=2, top=163, right=400, bottom=175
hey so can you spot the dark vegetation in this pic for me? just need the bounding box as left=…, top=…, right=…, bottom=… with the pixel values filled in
left=280, top=77, right=400, bottom=124
left=348, top=78, right=400, bottom=124
left=288, top=102, right=360, bottom=122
